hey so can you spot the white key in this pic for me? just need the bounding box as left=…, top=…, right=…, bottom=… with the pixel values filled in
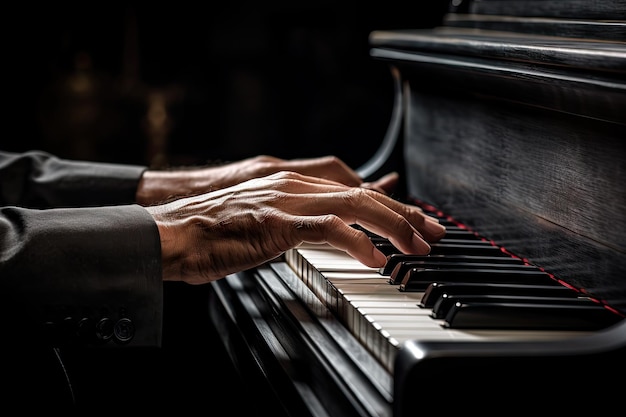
left=285, top=245, right=592, bottom=373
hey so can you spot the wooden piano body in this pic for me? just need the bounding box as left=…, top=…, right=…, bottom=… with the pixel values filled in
left=207, top=1, right=626, bottom=415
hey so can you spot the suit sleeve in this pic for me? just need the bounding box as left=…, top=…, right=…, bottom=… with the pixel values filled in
left=0, top=150, right=162, bottom=348
left=0, top=204, right=163, bottom=348
left=0, top=149, right=147, bottom=208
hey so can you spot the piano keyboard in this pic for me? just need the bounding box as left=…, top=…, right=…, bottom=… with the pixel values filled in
left=284, top=215, right=622, bottom=373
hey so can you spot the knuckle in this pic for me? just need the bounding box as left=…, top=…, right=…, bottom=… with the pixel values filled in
left=317, top=214, right=343, bottom=236
left=253, top=155, right=274, bottom=163
left=268, top=171, right=297, bottom=183
left=343, top=187, right=374, bottom=211
left=391, top=213, right=409, bottom=230
left=321, top=155, right=341, bottom=166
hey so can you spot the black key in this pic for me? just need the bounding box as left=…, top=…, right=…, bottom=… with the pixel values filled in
left=442, top=302, right=623, bottom=330
left=379, top=254, right=524, bottom=276
left=399, top=268, right=559, bottom=292
left=429, top=243, right=505, bottom=256
left=431, top=294, right=597, bottom=319
left=376, top=241, right=504, bottom=257
left=360, top=222, right=477, bottom=241
left=369, top=236, right=391, bottom=244
left=437, top=239, right=492, bottom=245
left=374, top=241, right=400, bottom=256
left=388, top=261, right=537, bottom=285
left=439, top=230, right=482, bottom=240
left=419, top=282, right=581, bottom=308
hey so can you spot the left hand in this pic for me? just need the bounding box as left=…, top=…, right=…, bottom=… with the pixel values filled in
left=136, top=155, right=399, bottom=205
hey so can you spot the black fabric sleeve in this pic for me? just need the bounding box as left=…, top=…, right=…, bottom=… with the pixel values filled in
left=0, top=204, right=163, bottom=348
left=0, top=150, right=147, bottom=208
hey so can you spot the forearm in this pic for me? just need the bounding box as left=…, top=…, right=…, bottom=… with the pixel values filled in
left=0, top=204, right=163, bottom=348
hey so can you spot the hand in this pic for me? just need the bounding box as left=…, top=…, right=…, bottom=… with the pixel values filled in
left=136, top=155, right=400, bottom=205
left=145, top=171, right=446, bottom=285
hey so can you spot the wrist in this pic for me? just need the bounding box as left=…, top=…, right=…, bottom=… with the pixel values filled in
left=136, top=170, right=185, bottom=205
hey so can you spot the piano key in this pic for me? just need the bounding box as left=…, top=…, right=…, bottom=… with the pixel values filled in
left=375, top=241, right=507, bottom=257
left=443, top=301, right=623, bottom=330
left=435, top=238, right=493, bottom=245
left=355, top=221, right=466, bottom=238
left=374, top=242, right=401, bottom=256
left=419, top=282, right=582, bottom=308
left=326, top=281, right=394, bottom=315
left=399, top=268, right=559, bottom=291
left=438, top=230, right=483, bottom=240
left=283, top=243, right=611, bottom=374
left=437, top=225, right=466, bottom=232
left=388, top=261, right=538, bottom=284
left=379, top=253, right=524, bottom=276
left=429, top=243, right=507, bottom=256
left=344, top=300, right=594, bottom=367
left=430, top=294, right=598, bottom=319
left=295, top=247, right=378, bottom=273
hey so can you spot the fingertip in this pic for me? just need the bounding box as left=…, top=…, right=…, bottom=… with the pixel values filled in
left=424, top=220, right=447, bottom=241
left=371, top=247, right=388, bottom=267
left=377, top=172, right=399, bottom=189
left=412, top=233, right=431, bottom=254
left=383, top=171, right=400, bottom=180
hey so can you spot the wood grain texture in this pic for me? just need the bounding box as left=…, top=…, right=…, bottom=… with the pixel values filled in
left=370, top=11, right=626, bottom=314
left=404, top=90, right=626, bottom=314
left=466, top=0, right=626, bottom=20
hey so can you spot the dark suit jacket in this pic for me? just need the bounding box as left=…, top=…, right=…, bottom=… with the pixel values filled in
left=0, top=150, right=163, bottom=350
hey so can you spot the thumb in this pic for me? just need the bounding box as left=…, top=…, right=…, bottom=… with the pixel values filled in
left=361, top=172, right=399, bottom=195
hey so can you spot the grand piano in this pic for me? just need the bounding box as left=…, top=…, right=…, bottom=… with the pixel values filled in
left=207, top=1, right=626, bottom=415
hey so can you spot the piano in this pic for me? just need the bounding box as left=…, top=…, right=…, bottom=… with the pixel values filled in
left=206, top=1, right=626, bottom=415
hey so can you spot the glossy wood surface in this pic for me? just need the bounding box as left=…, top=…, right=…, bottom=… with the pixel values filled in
left=369, top=8, right=626, bottom=315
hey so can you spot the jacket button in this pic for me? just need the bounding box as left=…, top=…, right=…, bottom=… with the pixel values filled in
left=77, top=317, right=96, bottom=344
left=95, top=318, right=114, bottom=343
left=113, top=318, right=134, bottom=344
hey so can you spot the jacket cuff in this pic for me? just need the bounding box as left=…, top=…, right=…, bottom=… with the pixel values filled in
left=1, top=204, right=163, bottom=348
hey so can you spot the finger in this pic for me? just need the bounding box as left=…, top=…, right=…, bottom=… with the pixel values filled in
left=266, top=181, right=446, bottom=243
left=271, top=188, right=434, bottom=254
left=351, top=189, right=447, bottom=242
left=293, top=214, right=388, bottom=267
left=260, top=171, right=354, bottom=189
left=280, top=156, right=363, bottom=186
left=361, top=172, right=399, bottom=195
left=334, top=191, right=435, bottom=254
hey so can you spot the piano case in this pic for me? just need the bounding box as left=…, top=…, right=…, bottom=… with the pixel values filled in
left=208, top=1, right=626, bottom=415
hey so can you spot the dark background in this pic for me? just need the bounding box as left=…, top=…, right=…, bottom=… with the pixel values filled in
left=2, top=1, right=448, bottom=411
left=3, top=2, right=447, bottom=171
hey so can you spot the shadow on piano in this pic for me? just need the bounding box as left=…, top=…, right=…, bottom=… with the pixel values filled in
left=207, top=1, right=626, bottom=415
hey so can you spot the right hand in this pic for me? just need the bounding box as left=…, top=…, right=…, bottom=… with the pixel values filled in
left=145, top=171, right=446, bottom=285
